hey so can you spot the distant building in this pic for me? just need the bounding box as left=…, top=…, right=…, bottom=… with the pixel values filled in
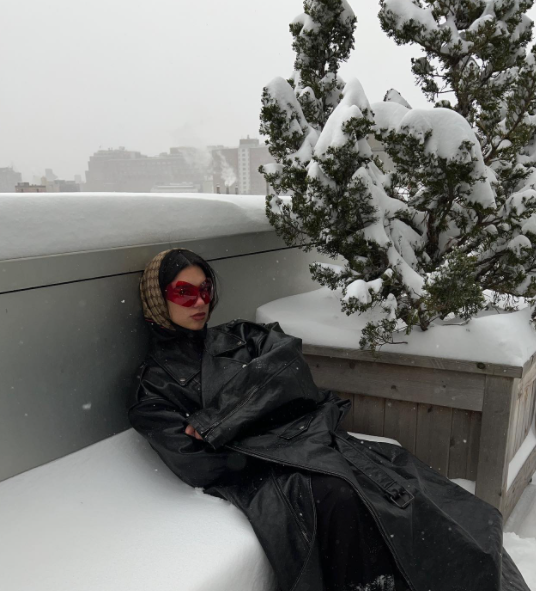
left=44, top=168, right=58, bottom=182
left=15, top=182, right=47, bottom=193
left=45, top=179, right=81, bottom=192
left=85, top=146, right=210, bottom=192
left=0, top=167, right=22, bottom=193
left=212, top=137, right=275, bottom=195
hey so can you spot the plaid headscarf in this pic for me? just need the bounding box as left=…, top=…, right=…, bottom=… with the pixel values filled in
left=139, top=249, right=174, bottom=330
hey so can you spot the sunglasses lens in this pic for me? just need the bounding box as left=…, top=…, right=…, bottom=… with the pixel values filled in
left=165, top=279, right=213, bottom=307
left=176, top=294, right=197, bottom=307
left=166, top=284, right=196, bottom=307
left=200, top=279, right=214, bottom=304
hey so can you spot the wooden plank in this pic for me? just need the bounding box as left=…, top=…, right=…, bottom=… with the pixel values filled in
left=508, top=377, right=534, bottom=463
left=448, top=409, right=472, bottom=479
left=475, top=376, right=516, bottom=513
left=303, top=343, right=524, bottom=378
left=354, top=394, right=385, bottom=437
left=466, top=412, right=482, bottom=481
left=415, top=404, right=453, bottom=475
left=503, top=444, right=536, bottom=521
left=529, top=381, right=536, bottom=434
left=517, top=381, right=532, bottom=452
left=521, top=353, right=536, bottom=382
left=383, top=399, right=418, bottom=453
left=507, top=382, right=523, bottom=463
left=522, top=379, right=536, bottom=442
left=304, top=354, right=485, bottom=411
left=336, top=392, right=355, bottom=432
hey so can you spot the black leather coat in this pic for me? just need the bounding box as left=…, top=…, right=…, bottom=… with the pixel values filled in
left=128, top=319, right=529, bottom=591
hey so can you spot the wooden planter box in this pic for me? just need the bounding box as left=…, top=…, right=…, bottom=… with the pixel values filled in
left=302, top=344, right=536, bottom=520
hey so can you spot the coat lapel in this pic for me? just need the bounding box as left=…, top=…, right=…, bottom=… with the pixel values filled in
left=149, top=345, right=200, bottom=385
left=201, top=327, right=247, bottom=408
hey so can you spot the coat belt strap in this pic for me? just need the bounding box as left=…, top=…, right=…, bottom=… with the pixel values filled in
left=335, top=434, right=415, bottom=509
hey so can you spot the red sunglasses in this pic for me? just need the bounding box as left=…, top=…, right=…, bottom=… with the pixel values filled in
left=164, top=278, right=214, bottom=307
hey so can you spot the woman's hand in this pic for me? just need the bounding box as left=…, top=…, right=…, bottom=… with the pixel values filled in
left=185, top=424, right=204, bottom=440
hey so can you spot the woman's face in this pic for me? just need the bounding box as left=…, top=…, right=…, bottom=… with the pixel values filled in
left=166, top=264, right=210, bottom=330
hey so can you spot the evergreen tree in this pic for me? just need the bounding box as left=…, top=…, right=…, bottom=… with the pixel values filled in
left=260, top=0, right=536, bottom=350
left=260, top=1, right=426, bottom=349
left=376, top=0, right=536, bottom=313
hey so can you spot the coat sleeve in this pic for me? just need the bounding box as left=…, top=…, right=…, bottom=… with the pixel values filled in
left=188, top=321, right=329, bottom=449
left=128, top=364, right=240, bottom=489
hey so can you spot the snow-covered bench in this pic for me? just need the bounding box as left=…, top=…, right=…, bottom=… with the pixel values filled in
left=0, top=428, right=400, bottom=591
left=0, top=194, right=358, bottom=590
left=0, top=194, right=403, bottom=590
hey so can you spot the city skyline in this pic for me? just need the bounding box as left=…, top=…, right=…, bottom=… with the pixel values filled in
left=0, top=136, right=278, bottom=194
left=0, top=1, right=466, bottom=180
left=4, top=1, right=536, bottom=181
left=2, top=137, right=266, bottom=185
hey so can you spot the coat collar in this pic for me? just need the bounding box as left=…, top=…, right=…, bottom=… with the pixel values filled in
left=199, top=327, right=248, bottom=407
left=203, top=326, right=245, bottom=356
left=148, top=323, right=247, bottom=404
left=148, top=320, right=244, bottom=357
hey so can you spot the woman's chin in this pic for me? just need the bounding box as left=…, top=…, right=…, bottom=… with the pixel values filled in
left=188, top=316, right=207, bottom=329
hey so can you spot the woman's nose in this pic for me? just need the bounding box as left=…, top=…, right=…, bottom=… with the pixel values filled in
left=193, top=294, right=205, bottom=307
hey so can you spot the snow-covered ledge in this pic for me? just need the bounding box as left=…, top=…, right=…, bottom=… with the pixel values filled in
left=257, top=287, right=536, bottom=520
left=0, top=193, right=333, bottom=482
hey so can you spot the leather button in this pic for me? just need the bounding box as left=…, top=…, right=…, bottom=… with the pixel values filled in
left=179, top=378, right=186, bottom=384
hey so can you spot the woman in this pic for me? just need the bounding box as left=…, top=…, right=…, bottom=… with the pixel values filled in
left=129, top=248, right=529, bottom=591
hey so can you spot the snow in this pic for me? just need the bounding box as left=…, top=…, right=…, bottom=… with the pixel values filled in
left=0, top=428, right=403, bottom=591
left=0, top=193, right=270, bottom=260
left=390, top=218, right=422, bottom=269
left=468, top=13, right=496, bottom=33
left=339, top=78, right=373, bottom=118
left=508, top=425, right=536, bottom=489
left=291, top=127, right=320, bottom=165
left=382, top=0, right=438, bottom=32
left=0, top=429, right=278, bottom=591
left=503, top=479, right=536, bottom=590
left=314, top=104, right=367, bottom=154
left=505, top=188, right=536, bottom=216
left=508, top=234, right=533, bottom=255
left=522, top=215, right=536, bottom=236
left=372, top=101, right=410, bottom=131
left=339, top=0, right=355, bottom=21
left=256, top=286, right=536, bottom=366
left=352, top=433, right=401, bottom=447
left=386, top=108, right=476, bottom=168
left=372, top=104, right=496, bottom=208
left=503, top=533, right=536, bottom=591
left=383, top=89, right=412, bottom=109
left=450, top=478, right=476, bottom=495
left=344, top=278, right=384, bottom=305
left=292, top=12, right=320, bottom=34
left=387, top=243, right=425, bottom=297
left=265, top=77, right=307, bottom=134
left=313, top=78, right=373, bottom=157
left=0, top=427, right=534, bottom=591
left=293, top=0, right=355, bottom=30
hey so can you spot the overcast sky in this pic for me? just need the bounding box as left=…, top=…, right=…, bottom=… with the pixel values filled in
left=2, top=0, right=536, bottom=181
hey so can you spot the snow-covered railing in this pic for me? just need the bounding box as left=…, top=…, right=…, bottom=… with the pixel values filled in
left=0, top=193, right=330, bottom=483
